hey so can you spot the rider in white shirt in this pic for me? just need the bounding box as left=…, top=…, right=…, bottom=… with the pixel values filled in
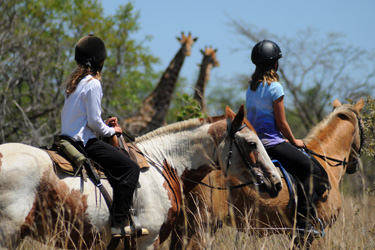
left=61, top=34, right=140, bottom=237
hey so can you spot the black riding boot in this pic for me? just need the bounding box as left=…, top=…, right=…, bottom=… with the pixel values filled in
left=296, top=191, right=321, bottom=237
left=112, top=182, right=135, bottom=228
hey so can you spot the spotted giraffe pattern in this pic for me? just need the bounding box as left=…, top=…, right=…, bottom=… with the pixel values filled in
left=194, top=47, right=219, bottom=112
left=123, top=32, right=198, bottom=136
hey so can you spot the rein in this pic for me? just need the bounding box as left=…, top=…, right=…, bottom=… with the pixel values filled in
left=180, top=176, right=256, bottom=190
left=303, top=114, right=363, bottom=167
left=303, top=147, right=357, bottom=167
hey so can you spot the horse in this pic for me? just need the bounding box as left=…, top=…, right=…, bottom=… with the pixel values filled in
left=170, top=98, right=365, bottom=249
left=0, top=105, right=282, bottom=250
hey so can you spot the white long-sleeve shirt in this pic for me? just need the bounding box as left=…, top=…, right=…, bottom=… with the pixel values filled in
left=61, top=75, right=115, bottom=146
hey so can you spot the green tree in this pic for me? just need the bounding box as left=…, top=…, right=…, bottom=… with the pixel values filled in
left=361, top=97, right=375, bottom=158
left=0, top=0, right=158, bottom=146
left=169, top=93, right=206, bottom=122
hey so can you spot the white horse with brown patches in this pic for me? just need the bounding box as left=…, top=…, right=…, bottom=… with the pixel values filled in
left=0, top=106, right=282, bottom=250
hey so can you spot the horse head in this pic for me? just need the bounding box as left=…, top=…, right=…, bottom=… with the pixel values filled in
left=216, top=105, right=282, bottom=197
left=332, top=98, right=365, bottom=174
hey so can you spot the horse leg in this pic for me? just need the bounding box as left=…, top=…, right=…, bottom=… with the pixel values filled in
left=0, top=218, right=23, bottom=250
left=172, top=199, right=224, bottom=249
left=169, top=212, right=187, bottom=250
left=170, top=194, right=213, bottom=250
left=293, top=235, right=316, bottom=250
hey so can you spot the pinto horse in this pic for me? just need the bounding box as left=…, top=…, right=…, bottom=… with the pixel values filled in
left=170, top=99, right=365, bottom=249
left=0, top=106, right=282, bottom=250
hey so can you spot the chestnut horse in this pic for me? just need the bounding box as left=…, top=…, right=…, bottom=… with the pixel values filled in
left=170, top=99, right=365, bottom=249
left=0, top=106, right=282, bottom=250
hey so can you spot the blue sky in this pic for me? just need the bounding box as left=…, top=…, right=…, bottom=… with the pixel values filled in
left=103, top=0, right=374, bottom=95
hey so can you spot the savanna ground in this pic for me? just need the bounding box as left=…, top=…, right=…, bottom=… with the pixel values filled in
left=16, top=194, right=375, bottom=250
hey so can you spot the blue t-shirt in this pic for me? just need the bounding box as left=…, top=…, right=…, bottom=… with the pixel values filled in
left=246, top=81, right=285, bottom=149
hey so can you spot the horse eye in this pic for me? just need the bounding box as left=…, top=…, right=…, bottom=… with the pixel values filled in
left=248, top=142, right=257, bottom=150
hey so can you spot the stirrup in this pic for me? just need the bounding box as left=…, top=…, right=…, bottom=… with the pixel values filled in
left=111, top=226, right=149, bottom=238
left=111, top=208, right=149, bottom=238
left=295, top=223, right=322, bottom=238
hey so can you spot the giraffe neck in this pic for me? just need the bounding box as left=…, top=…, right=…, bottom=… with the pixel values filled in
left=142, top=46, right=187, bottom=131
left=153, top=46, right=186, bottom=98
left=194, top=58, right=213, bottom=111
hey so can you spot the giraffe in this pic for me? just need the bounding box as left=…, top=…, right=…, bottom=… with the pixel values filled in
left=123, top=32, right=198, bottom=136
left=193, top=47, right=219, bottom=112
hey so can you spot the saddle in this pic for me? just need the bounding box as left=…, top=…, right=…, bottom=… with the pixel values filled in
left=46, top=136, right=149, bottom=179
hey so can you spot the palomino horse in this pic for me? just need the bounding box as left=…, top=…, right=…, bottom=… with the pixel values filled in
left=0, top=106, right=282, bottom=250
left=170, top=99, right=365, bottom=249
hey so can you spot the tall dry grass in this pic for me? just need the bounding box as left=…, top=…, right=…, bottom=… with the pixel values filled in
left=211, top=195, right=375, bottom=250
left=159, top=194, right=375, bottom=250
left=14, top=193, right=375, bottom=250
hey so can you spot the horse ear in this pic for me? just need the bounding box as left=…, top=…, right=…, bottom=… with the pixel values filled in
left=332, top=99, right=342, bottom=109
left=225, top=106, right=235, bottom=119
left=354, top=98, right=365, bottom=112
left=231, top=105, right=245, bottom=129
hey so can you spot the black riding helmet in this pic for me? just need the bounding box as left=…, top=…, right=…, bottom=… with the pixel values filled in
left=75, top=34, right=107, bottom=68
left=251, top=40, right=282, bottom=65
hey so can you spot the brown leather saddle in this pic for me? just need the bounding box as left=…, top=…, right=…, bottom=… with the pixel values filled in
left=45, top=137, right=149, bottom=179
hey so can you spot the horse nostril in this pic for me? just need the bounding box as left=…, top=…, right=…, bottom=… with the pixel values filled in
left=255, top=174, right=264, bottom=185
left=275, top=182, right=282, bottom=192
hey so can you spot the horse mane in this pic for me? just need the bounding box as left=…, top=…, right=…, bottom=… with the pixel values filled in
left=304, top=103, right=358, bottom=144
left=135, top=115, right=226, bottom=143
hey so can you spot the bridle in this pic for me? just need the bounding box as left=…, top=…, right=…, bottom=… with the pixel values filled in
left=179, top=117, right=265, bottom=190
left=225, top=117, right=264, bottom=186
left=303, top=113, right=364, bottom=168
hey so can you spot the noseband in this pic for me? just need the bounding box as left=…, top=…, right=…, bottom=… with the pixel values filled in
left=225, top=117, right=264, bottom=186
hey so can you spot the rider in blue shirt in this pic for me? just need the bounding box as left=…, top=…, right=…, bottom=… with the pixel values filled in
left=246, top=40, right=326, bottom=237
left=246, top=81, right=285, bottom=148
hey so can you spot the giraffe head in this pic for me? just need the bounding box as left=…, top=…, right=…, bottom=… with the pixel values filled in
left=177, top=32, right=198, bottom=56
left=200, top=47, right=220, bottom=67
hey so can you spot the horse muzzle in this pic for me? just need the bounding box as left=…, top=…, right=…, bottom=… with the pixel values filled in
left=252, top=168, right=282, bottom=198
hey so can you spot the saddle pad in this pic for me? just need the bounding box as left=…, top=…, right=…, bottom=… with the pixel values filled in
left=128, top=143, right=149, bottom=169
left=45, top=150, right=106, bottom=178
left=47, top=150, right=75, bottom=172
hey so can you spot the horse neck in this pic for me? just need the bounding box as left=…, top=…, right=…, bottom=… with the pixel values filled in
left=136, top=124, right=218, bottom=177
left=305, top=116, right=356, bottom=182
